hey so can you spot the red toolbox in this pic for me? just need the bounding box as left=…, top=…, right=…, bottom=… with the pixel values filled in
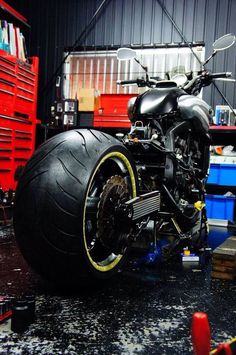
left=0, top=1, right=39, bottom=192
left=0, top=53, right=39, bottom=191
left=94, top=93, right=137, bottom=128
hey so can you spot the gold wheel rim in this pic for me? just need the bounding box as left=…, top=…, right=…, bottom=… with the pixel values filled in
left=83, top=151, right=136, bottom=272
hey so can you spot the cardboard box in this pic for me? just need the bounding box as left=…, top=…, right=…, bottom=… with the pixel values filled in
left=211, top=236, right=236, bottom=280
left=78, top=88, right=100, bottom=112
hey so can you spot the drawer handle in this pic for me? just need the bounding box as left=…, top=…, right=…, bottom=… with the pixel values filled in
left=17, top=95, right=33, bottom=102
left=0, top=88, right=14, bottom=95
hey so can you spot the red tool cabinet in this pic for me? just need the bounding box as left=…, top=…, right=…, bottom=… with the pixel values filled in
left=94, top=94, right=137, bottom=128
left=0, top=1, right=39, bottom=191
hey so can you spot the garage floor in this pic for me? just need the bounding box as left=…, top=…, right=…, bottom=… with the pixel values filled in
left=0, top=225, right=235, bottom=355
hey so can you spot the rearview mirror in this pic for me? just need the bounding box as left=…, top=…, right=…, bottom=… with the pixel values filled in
left=117, top=48, right=137, bottom=61
left=213, top=33, right=236, bottom=51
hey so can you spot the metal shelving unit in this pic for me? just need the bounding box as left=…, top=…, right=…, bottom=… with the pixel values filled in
left=206, top=126, right=236, bottom=226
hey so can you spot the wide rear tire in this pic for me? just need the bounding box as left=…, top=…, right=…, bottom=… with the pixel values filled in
left=14, top=129, right=138, bottom=283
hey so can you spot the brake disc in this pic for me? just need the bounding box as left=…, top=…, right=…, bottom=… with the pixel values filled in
left=97, top=175, right=129, bottom=253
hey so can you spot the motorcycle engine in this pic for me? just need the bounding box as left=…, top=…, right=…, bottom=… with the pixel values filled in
left=173, top=135, right=203, bottom=211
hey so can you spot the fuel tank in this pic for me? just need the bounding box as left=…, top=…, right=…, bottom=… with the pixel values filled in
left=178, top=95, right=212, bottom=133
left=131, top=86, right=212, bottom=134
left=132, top=87, right=185, bottom=118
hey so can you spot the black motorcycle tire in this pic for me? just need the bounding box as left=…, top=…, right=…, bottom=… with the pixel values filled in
left=14, top=129, right=138, bottom=283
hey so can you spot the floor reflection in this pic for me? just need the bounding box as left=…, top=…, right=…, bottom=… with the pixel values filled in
left=0, top=225, right=235, bottom=354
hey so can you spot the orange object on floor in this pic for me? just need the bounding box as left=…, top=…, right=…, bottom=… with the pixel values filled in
left=192, top=312, right=236, bottom=354
left=191, top=312, right=211, bottom=355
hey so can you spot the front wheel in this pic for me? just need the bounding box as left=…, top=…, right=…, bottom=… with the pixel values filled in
left=14, top=129, right=138, bottom=283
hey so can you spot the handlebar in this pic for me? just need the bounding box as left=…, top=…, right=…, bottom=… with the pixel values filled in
left=117, top=79, right=139, bottom=85
left=209, top=72, right=232, bottom=79
left=183, top=71, right=233, bottom=95
left=117, top=72, right=233, bottom=93
left=117, top=78, right=154, bottom=87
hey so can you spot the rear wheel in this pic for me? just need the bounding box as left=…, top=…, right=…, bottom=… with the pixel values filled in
left=14, top=129, right=137, bottom=283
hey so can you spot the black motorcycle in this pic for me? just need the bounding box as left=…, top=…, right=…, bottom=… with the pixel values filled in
left=14, top=34, right=235, bottom=283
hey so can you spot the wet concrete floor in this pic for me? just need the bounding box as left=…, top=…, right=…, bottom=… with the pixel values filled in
left=0, top=225, right=235, bottom=354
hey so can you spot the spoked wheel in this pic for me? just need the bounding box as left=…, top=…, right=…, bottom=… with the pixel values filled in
left=14, top=129, right=138, bottom=283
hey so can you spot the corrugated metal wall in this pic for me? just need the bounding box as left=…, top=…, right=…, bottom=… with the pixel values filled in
left=12, top=0, right=236, bottom=121
left=65, top=46, right=204, bottom=97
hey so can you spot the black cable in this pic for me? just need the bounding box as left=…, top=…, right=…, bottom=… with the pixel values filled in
left=155, top=0, right=202, bottom=66
left=40, top=0, right=111, bottom=97
left=156, top=0, right=236, bottom=117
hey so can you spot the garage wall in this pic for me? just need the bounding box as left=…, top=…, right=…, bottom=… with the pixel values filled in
left=10, top=0, right=236, bottom=121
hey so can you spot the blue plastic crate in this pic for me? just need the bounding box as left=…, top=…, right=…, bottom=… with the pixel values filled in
left=205, top=194, right=236, bottom=221
left=207, top=164, right=236, bottom=186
